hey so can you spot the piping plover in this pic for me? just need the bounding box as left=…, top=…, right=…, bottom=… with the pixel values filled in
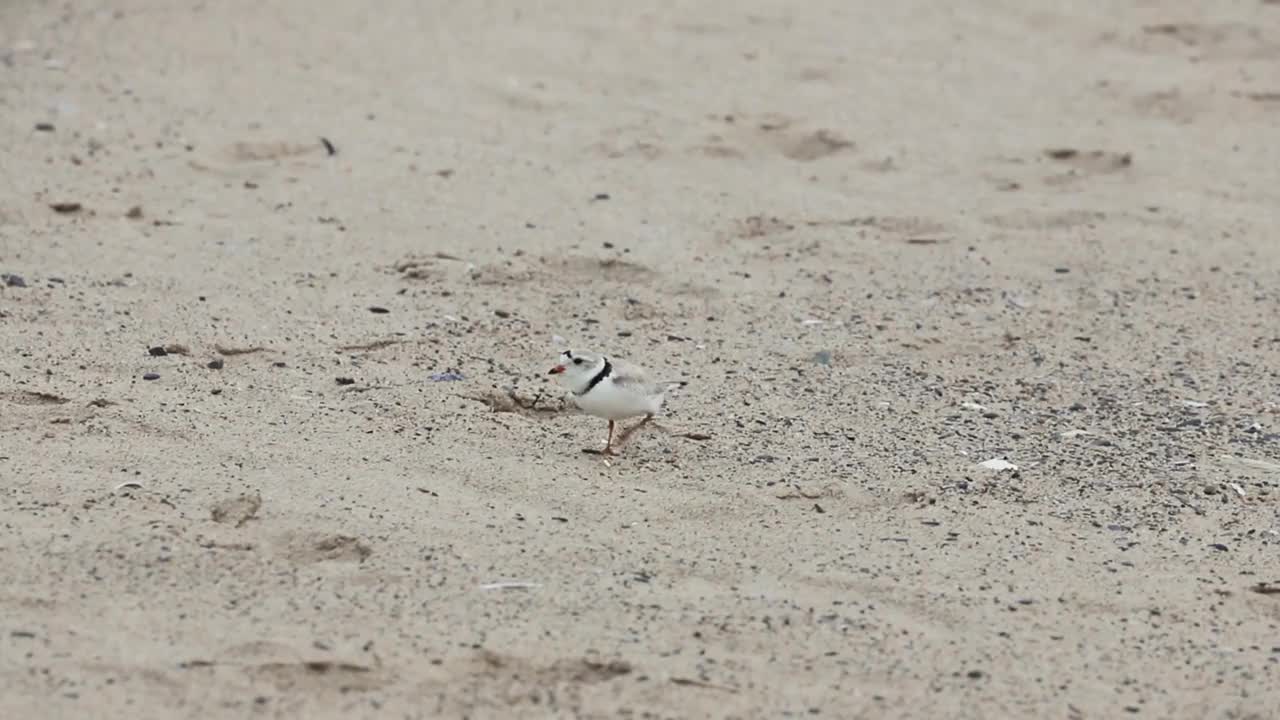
left=548, top=349, right=682, bottom=455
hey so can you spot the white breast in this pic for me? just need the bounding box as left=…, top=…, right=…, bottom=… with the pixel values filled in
left=574, top=378, right=663, bottom=420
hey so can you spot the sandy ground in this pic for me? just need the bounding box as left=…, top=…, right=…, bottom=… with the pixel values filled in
left=3, top=1, right=1280, bottom=717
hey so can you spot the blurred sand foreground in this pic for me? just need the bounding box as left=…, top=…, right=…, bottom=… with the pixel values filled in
left=2, top=1, right=1279, bottom=717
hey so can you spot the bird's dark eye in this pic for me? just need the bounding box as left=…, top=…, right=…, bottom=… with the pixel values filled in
left=573, top=358, right=584, bottom=365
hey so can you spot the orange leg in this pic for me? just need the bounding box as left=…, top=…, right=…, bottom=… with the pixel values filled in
left=616, top=414, right=653, bottom=446
left=602, top=420, right=616, bottom=455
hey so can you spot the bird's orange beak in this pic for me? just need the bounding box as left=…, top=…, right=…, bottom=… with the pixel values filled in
left=548, top=365, right=565, bottom=375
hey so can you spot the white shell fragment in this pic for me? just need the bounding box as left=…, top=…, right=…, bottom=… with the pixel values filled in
left=1058, top=429, right=1095, bottom=439
left=977, top=458, right=1019, bottom=472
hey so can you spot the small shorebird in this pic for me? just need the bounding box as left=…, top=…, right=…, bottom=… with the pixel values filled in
left=547, top=349, right=683, bottom=455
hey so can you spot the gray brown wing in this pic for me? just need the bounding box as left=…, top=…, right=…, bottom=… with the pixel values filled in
left=609, top=359, right=664, bottom=396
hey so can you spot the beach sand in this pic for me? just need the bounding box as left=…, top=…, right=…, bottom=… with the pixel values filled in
left=2, top=1, right=1279, bottom=717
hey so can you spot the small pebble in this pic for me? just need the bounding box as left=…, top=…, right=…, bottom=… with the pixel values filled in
left=335, top=377, right=356, bottom=385
left=494, top=309, right=511, bottom=318
left=142, top=373, right=160, bottom=381
left=148, top=346, right=168, bottom=357
left=207, top=358, right=224, bottom=370
left=3, top=274, right=27, bottom=288
left=368, top=306, right=389, bottom=314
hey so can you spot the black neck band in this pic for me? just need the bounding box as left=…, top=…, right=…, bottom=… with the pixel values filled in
left=578, top=357, right=612, bottom=395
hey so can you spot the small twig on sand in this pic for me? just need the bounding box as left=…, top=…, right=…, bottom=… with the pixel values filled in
left=215, top=344, right=267, bottom=356
left=338, top=339, right=402, bottom=352
left=671, top=677, right=738, bottom=693
left=651, top=422, right=711, bottom=441
left=479, top=581, right=540, bottom=591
